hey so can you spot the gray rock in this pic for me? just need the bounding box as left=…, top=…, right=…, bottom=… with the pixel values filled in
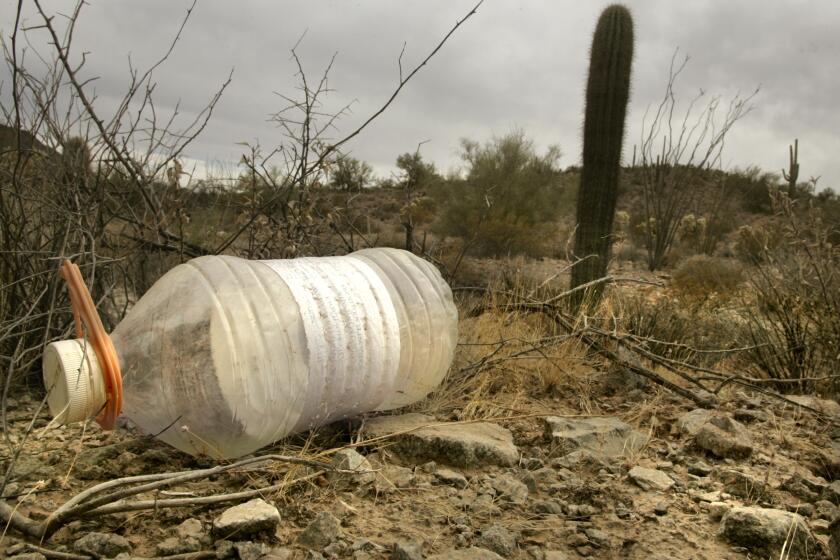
left=363, top=414, right=518, bottom=467
left=235, top=541, right=268, bottom=560
left=823, top=480, right=840, bottom=505
left=330, top=449, right=376, bottom=485
left=533, top=500, right=564, bottom=515
left=815, top=499, right=839, bottom=521
left=678, top=409, right=753, bottom=459
left=787, top=503, right=815, bottom=518
left=73, top=532, right=132, bottom=558
left=215, top=540, right=236, bottom=559
left=435, top=468, right=468, bottom=489
left=583, top=528, right=611, bottom=549
left=212, top=498, right=281, bottom=538
left=733, top=408, right=768, bottom=423
left=427, top=547, right=505, bottom=560
left=298, top=512, right=342, bottom=549
left=628, top=466, right=674, bottom=492
left=708, top=501, right=731, bottom=520
left=719, top=506, right=821, bottom=558
left=543, top=416, right=647, bottom=459
left=717, top=469, right=769, bottom=500
left=782, top=472, right=826, bottom=502
left=687, top=461, right=712, bottom=477
left=392, top=540, right=424, bottom=560
left=176, top=517, right=206, bottom=540
left=476, top=524, right=516, bottom=557
left=490, top=474, right=529, bottom=504
left=654, top=501, right=668, bottom=516
left=156, top=535, right=202, bottom=556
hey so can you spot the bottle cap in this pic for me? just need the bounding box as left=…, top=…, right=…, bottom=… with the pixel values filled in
left=42, top=339, right=106, bottom=424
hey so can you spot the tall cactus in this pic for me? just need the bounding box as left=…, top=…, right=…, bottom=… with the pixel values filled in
left=570, top=4, right=634, bottom=308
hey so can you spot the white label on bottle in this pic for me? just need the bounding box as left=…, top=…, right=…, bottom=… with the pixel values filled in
left=262, top=256, right=401, bottom=430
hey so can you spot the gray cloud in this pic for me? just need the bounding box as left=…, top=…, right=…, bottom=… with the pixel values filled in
left=1, top=0, right=838, bottom=189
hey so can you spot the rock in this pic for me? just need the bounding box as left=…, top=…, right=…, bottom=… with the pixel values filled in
left=654, top=502, right=668, bottom=516
left=212, top=498, right=281, bottom=538
left=265, top=547, right=297, bottom=560
left=215, top=540, right=235, bottom=559
left=708, top=501, right=731, bottom=520
left=435, top=468, right=468, bottom=489
left=687, top=461, right=712, bottom=477
left=823, top=480, right=840, bottom=505
left=717, top=469, right=769, bottom=500
left=298, top=512, right=342, bottom=549
left=330, top=449, right=376, bottom=485
left=788, top=395, right=840, bottom=417
left=235, top=541, right=268, bottom=560
left=543, top=552, right=572, bottom=560
left=392, top=540, right=424, bottom=560
left=177, top=517, right=206, bottom=540
left=363, top=414, right=518, bottom=467
left=518, top=471, right=538, bottom=493
left=719, top=506, right=821, bottom=558
left=678, top=409, right=753, bottom=459
left=787, top=503, right=815, bottom=518
left=628, top=466, right=674, bottom=492
left=476, top=524, right=516, bottom=557
left=533, top=500, right=564, bottom=515
left=73, top=532, right=132, bottom=558
left=427, top=547, right=505, bottom=560
left=490, top=474, right=529, bottom=504
left=815, top=500, right=839, bottom=521
left=733, top=408, right=768, bottom=423
left=156, top=535, right=201, bottom=556
left=830, top=517, right=840, bottom=559
left=375, top=464, right=417, bottom=493
left=543, top=417, right=647, bottom=459
left=782, top=472, right=826, bottom=502
left=583, top=528, right=611, bottom=549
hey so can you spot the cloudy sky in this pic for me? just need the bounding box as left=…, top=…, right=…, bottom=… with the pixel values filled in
left=3, top=1, right=839, bottom=190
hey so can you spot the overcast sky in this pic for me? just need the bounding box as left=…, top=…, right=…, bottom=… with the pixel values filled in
left=2, top=1, right=839, bottom=190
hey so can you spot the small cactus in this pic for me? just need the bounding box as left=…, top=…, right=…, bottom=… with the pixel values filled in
left=570, top=4, right=635, bottom=308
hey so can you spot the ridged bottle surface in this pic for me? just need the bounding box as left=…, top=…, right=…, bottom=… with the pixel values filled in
left=109, top=248, right=457, bottom=458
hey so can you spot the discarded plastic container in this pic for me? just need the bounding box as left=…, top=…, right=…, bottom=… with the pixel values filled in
left=42, top=248, right=458, bottom=458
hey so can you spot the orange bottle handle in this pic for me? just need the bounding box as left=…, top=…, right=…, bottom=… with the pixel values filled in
left=60, top=260, right=123, bottom=430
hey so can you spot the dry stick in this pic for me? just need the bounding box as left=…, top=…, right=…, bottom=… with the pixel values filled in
left=30, top=0, right=229, bottom=257
left=84, top=470, right=323, bottom=517
left=213, top=0, right=484, bottom=255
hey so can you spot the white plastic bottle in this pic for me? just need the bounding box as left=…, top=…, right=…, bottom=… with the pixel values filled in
left=42, top=248, right=458, bottom=458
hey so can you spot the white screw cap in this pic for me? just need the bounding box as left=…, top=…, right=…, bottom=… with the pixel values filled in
left=42, top=339, right=107, bottom=424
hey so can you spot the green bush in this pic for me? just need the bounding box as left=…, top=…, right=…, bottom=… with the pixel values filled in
left=671, top=255, right=745, bottom=303
left=431, top=131, right=566, bottom=257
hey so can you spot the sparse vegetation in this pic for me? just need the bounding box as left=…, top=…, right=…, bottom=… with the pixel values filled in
left=3, top=2, right=840, bottom=558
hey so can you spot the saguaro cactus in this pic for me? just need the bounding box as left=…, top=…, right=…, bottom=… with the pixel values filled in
left=782, top=138, right=799, bottom=197
left=570, top=4, right=634, bottom=307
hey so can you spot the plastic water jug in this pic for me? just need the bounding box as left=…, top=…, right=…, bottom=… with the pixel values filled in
left=42, top=248, right=458, bottom=458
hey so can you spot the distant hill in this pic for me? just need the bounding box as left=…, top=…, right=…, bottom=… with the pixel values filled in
left=0, top=123, right=51, bottom=155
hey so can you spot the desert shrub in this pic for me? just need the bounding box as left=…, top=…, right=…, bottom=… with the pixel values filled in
left=618, top=294, right=744, bottom=368
left=614, top=240, right=647, bottom=263
left=671, top=255, right=745, bottom=304
left=431, top=131, right=566, bottom=257
left=741, top=190, right=840, bottom=393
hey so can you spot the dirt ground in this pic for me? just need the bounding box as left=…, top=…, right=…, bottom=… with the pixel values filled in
left=2, top=366, right=838, bottom=560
